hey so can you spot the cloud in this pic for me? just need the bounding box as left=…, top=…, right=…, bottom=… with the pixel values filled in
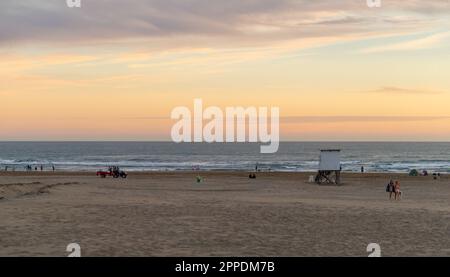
left=281, top=116, right=450, bottom=124
left=0, top=0, right=448, bottom=50
left=361, top=32, right=450, bottom=53
left=128, top=115, right=450, bottom=124
left=365, top=86, right=445, bottom=95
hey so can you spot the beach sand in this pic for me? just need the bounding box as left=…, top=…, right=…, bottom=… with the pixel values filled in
left=0, top=171, right=448, bottom=257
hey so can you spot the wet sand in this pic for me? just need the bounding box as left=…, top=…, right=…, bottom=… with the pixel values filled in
left=0, top=171, right=449, bottom=256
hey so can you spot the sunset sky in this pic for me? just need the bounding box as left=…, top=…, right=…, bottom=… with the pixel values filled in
left=1, top=0, right=449, bottom=141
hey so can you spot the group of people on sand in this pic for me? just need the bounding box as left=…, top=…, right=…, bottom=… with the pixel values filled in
left=24, top=164, right=55, bottom=171
left=386, top=180, right=402, bottom=200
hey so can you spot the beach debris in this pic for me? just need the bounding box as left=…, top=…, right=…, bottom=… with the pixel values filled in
left=249, top=173, right=256, bottom=179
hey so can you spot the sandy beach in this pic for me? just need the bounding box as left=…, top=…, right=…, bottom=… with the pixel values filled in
left=0, top=171, right=448, bottom=257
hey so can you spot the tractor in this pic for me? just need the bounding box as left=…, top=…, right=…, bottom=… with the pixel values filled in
left=97, top=166, right=127, bottom=178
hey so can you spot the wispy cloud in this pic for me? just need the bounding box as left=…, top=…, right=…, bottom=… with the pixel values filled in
left=365, top=86, right=445, bottom=95
left=281, top=116, right=450, bottom=124
left=361, top=32, right=450, bottom=53
left=128, top=116, right=450, bottom=124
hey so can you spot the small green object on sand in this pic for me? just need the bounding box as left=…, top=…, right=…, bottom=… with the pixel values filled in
left=196, top=176, right=204, bottom=183
left=409, top=169, right=419, bottom=176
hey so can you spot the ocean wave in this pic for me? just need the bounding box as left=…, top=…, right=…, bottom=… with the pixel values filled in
left=1, top=142, right=449, bottom=173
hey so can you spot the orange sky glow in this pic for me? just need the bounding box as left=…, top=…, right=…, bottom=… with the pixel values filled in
left=1, top=0, right=449, bottom=141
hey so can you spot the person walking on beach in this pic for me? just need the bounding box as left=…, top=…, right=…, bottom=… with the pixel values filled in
left=394, top=181, right=402, bottom=200
left=386, top=180, right=395, bottom=200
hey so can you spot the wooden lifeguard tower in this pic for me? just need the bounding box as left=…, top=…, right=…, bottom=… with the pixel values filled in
left=315, top=149, right=342, bottom=185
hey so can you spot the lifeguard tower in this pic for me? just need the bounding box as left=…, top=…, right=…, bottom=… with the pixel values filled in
left=315, top=149, right=341, bottom=185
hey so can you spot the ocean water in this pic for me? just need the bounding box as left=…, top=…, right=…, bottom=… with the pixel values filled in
left=0, top=142, right=449, bottom=173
